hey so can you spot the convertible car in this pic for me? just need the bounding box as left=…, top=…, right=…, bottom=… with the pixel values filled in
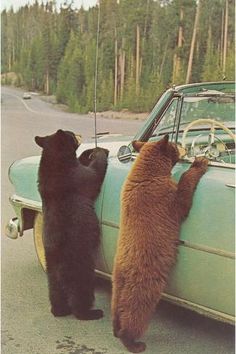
left=6, top=81, right=235, bottom=324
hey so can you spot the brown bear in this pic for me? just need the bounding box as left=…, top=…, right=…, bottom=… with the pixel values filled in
left=111, top=135, right=208, bottom=353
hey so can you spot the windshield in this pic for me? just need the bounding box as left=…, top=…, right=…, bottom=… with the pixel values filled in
left=153, top=93, right=235, bottom=137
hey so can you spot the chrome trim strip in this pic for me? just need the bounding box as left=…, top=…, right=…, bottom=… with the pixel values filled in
left=95, top=270, right=235, bottom=325
left=95, top=269, right=111, bottom=280
left=162, top=293, right=235, bottom=325
left=102, top=220, right=235, bottom=259
left=101, top=220, right=119, bottom=229
left=181, top=240, right=235, bottom=259
left=10, top=195, right=42, bottom=211
left=9, top=196, right=235, bottom=259
left=225, top=184, right=236, bottom=189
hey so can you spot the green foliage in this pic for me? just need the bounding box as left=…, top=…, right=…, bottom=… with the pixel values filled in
left=201, top=46, right=223, bottom=82
left=1, top=0, right=235, bottom=113
left=225, top=46, right=235, bottom=80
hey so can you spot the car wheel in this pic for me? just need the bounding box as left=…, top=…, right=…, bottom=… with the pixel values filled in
left=33, top=212, right=46, bottom=272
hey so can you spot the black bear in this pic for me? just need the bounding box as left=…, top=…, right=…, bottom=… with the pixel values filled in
left=35, top=129, right=109, bottom=320
left=111, top=135, right=208, bottom=352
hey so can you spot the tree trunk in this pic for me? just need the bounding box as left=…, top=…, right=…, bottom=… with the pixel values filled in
left=120, top=49, right=125, bottom=101
left=207, top=23, right=212, bottom=50
left=45, top=69, right=50, bottom=95
left=220, top=8, right=224, bottom=67
left=186, top=0, right=201, bottom=83
left=140, top=0, right=150, bottom=78
left=135, top=24, right=140, bottom=95
left=120, top=37, right=125, bottom=101
left=160, top=35, right=169, bottom=77
left=173, top=6, right=184, bottom=82
left=222, top=0, right=228, bottom=76
left=8, top=53, right=11, bottom=71
left=114, top=35, right=118, bottom=106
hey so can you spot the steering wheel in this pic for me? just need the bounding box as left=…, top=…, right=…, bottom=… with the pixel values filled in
left=181, top=119, right=236, bottom=161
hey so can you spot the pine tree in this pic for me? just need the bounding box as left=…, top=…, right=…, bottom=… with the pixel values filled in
left=1, top=0, right=235, bottom=113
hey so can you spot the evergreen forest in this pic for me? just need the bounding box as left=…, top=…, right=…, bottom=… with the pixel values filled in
left=1, top=0, right=235, bottom=113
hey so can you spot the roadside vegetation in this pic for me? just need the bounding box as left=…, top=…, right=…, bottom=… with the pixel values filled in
left=1, top=0, right=235, bottom=113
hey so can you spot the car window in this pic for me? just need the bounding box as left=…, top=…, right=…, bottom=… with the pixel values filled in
left=148, top=93, right=235, bottom=165
left=179, top=96, right=235, bottom=126
left=150, top=98, right=179, bottom=140
left=152, top=95, right=235, bottom=139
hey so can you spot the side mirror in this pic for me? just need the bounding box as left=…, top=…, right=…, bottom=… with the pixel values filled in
left=117, top=145, right=132, bottom=163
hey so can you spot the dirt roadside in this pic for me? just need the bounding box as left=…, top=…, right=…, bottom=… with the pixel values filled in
left=40, top=95, right=149, bottom=121
left=89, top=110, right=148, bottom=121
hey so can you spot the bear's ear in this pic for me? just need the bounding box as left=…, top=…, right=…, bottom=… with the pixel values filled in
left=55, top=129, right=68, bottom=143
left=35, top=136, right=45, bottom=148
left=132, top=140, right=145, bottom=152
left=56, top=129, right=65, bottom=137
left=160, top=134, right=169, bottom=150
left=163, top=134, right=169, bottom=144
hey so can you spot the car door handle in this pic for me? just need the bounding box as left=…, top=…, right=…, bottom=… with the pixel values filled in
left=225, top=184, right=236, bottom=189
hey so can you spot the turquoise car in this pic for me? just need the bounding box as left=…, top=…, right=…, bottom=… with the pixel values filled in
left=6, top=82, right=235, bottom=325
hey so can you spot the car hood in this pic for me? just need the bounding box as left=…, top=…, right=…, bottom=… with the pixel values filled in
left=77, top=134, right=132, bottom=156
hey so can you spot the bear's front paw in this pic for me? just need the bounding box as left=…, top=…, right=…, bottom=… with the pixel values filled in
left=90, top=147, right=109, bottom=160
left=191, top=157, right=208, bottom=171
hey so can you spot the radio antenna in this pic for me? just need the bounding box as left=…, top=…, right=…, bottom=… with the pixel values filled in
left=94, top=0, right=100, bottom=148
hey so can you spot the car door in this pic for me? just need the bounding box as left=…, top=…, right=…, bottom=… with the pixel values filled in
left=99, top=155, right=132, bottom=274
left=100, top=151, right=235, bottom=317
left=166, top=160, right=235, bottom=318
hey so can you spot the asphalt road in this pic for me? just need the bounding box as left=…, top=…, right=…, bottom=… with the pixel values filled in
left=1, top=86, right=235, bottom=354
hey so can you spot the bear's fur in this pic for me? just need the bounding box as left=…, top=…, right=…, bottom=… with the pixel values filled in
left=35, top=129, right=109, bottom=320
left=111, top=135, right=208, bottom=352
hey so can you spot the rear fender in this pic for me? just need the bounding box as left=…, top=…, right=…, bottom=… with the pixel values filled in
left=7, top=195, right=41, bottom=237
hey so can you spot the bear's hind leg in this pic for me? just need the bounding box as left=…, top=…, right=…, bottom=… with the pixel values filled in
left=113, top=313, right=121, bottom=337
left=111, top=267, right=126, bottom=337
left=119, top=329, right=146, bottom=353
left=75, top=309, right=103, bottom=320
left=68, top=272, right=103, bottom=320
left=47, top=271, right=71, bottom=317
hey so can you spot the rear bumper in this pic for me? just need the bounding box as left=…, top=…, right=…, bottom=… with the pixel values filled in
left=5, top=195, right=42, bottom=239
